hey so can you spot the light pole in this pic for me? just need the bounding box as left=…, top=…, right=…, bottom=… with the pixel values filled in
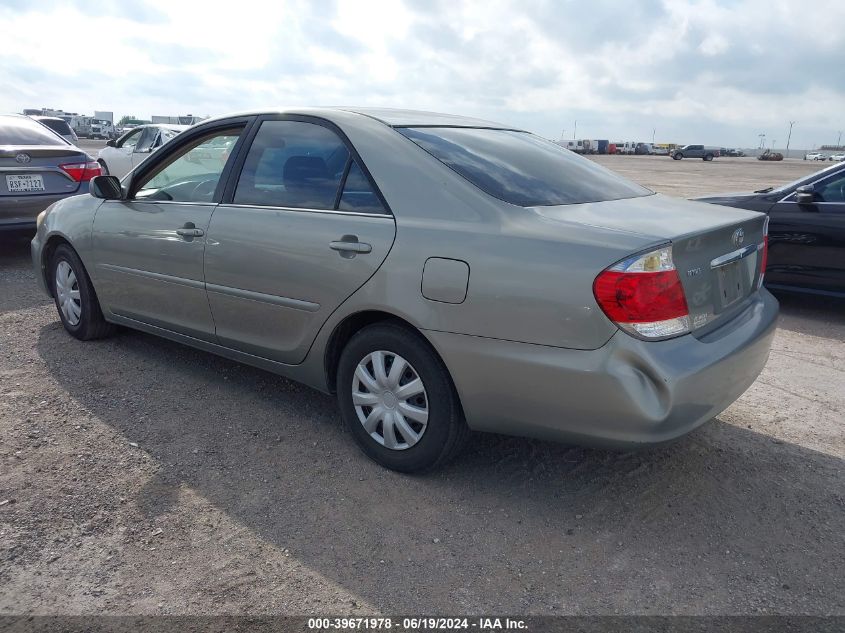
left=786, top=121, right=796, bottom=158
left=652, top=128, right=656, bottom=144
left=758, top=133, right=766, bottom=150
left=573, top=120, right=577, bottom=140
left=838, top=131, right=843, bottom=148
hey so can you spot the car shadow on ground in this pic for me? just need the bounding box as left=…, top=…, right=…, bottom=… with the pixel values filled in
left=773, top=290, right=845, bottom=342
left=35, top=322, right=844, bottom=613
left=0, top=232, right=51, bottom=315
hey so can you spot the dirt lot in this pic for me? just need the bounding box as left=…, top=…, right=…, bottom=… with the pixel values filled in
left=0, top=156, right=843, bottom=616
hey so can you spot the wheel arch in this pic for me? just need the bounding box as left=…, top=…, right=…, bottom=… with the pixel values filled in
left=323, top=309, right=459, bottom=403
left=40, top=234, right=75, bottom=298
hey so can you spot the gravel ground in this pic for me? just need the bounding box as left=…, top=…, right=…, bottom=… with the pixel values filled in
left=0, top=157, right=843, bottom=616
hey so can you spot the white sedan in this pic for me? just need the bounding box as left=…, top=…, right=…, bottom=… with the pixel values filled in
left=830, top=153, right=845, bottom=162
left=97, top=124, right=188, bottom=178
left=805, top=152, right=827, bottom=161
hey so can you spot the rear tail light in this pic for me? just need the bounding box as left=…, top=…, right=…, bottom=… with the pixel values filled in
left=593, top=245, right=691, bottom=339
left=59, top=161, right=101, bottom=182
left=758, top=217, right=769, bottom=289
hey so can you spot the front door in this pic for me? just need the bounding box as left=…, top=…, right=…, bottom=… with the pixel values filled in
left=92, top=124, right=247, bottom=340
left=768, top=169, right=845, bottom=294
left=204, top=117, right=396, bottom=364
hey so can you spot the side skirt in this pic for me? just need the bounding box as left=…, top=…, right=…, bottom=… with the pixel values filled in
left=107, top=314, right=332, bottom=394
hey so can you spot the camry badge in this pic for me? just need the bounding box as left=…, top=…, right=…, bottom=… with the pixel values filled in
left=732, top=228, right=744, bottom=247
left=15, top=153, right=31, bottom=164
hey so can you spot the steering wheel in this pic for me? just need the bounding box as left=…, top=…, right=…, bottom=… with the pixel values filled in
left=191, top=179, right=218, bottom=201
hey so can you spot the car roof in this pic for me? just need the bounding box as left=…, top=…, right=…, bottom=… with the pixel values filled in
left=197, top=107, right=520, bottom=131
left=30, top=115, right=66, bottom=123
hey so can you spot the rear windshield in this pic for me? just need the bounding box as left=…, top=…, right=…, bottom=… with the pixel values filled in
left=39, top=119, right=73, bottom=136
left=0, top=117, right=68, bottom=146
left=398, top=127, right=651, bottom=206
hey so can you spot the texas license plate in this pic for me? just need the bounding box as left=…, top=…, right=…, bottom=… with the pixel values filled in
left=6, top=174, right=45, bottom=193
left=717, top=260, right=744, bottom=307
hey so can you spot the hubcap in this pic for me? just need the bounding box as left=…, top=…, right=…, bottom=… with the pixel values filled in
left=352, top=350, right=429, bottom=450
left=55, top=260, right=82, bottom=326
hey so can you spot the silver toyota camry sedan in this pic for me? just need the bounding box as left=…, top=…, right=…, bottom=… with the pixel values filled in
left=31, top=108, right=778, bottom=472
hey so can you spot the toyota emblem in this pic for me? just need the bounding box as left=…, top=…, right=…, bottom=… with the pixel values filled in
left=15, top=153, right=31, bottom=164
left=732, top=228, right=744, bottom=247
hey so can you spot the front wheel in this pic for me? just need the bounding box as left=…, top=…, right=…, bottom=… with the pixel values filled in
left=50, top=244, right=116, bottom=341
left=673, top=153, right=683, bottom=160
left=336, top=323, right=469, bottom=472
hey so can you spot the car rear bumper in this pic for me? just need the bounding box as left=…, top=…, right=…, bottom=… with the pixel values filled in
left=0, top=187, right=87, bottom=230
left=425, top=289, right=779, bottom=448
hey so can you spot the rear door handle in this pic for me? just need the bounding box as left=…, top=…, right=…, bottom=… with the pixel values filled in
left=176, top=222, right=204, bottom=238
left=330, top=236, right=372, bottom=257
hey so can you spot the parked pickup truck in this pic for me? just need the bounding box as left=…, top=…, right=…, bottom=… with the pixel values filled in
left=671, top=145, right=720, bottom=161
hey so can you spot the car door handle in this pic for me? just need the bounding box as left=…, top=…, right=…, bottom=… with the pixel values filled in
left=330, top=239, right=372, bottom=254
left=176, top=223, right=204, bottom=238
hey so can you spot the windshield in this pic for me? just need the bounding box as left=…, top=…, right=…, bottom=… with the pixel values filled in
left=397, top=127, right=652, bottom=206
left=0, top=116, right=69, bottom=145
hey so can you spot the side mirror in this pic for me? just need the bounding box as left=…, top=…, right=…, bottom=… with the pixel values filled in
left=89, top=175, right=123, bottom=200
left=795, top=185, right=815, bottom=205
left=106, top=139, right=116, bottom=147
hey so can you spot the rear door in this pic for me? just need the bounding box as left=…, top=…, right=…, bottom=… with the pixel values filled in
left=92, top=121, right=250, bottom=340
left=205, top=116, right=396, bottom=364
left=767, top=170, right=845, bottom=293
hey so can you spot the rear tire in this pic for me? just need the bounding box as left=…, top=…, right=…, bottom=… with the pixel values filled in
left=336, top=323, right=469, bottom=473
left=50, top=244, right=116, bottom=341
left=704, top=154, right=714, bottom=161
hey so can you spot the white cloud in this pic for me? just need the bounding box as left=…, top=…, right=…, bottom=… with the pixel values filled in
left=1, top=0, right=843, bottom=148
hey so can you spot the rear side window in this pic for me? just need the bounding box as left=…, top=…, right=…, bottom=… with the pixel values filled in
left=234, top=120, right=351, bottom=210
left=338, top=162, right=386, bottom=213
left=398, top=127, right=651, bottom=207
left=0, top=116, right=68, bottom=145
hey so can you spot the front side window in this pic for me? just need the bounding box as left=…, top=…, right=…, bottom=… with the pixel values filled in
left=234, top=120, right=352, bottom=209
left=118, top=128, right=143, bottom=150
left=134, top=127, right=243, bottom=203
left=398, top=127, right=651, bottom=207
left=817, top=174, right=845, bottom=203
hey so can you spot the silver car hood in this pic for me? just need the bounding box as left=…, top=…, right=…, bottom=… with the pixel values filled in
left=530, top=193, right=763, bottom=240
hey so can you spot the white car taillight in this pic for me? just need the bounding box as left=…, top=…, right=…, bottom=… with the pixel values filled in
left=593, top=245, right=691, bottom=340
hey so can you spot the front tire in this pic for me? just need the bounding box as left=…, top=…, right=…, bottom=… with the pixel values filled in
left=50, top=244, right=115, bottom=341
left=673, top=153, right=683, bottom=160
left=336, top=323, right=469, bottom=473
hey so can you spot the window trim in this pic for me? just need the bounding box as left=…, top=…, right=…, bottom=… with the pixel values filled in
left=125, top=117, right=254, bottom=202
left=221, top=114, right=393, bottom=216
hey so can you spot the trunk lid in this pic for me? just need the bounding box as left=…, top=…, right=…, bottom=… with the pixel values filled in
left=533, top=193, right=768, bottom=336
left=0, top=145, right=87, bottom=197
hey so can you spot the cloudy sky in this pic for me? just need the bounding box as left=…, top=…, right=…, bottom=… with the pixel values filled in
left=2, top=0, right=843, bottom=148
